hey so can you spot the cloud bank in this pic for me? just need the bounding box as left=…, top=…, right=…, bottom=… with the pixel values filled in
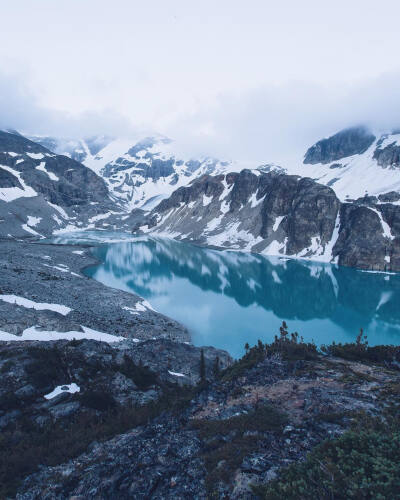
left=0, top=71, right=139, bottom=139
left=1, top=69, right=400, bottom=165
left=167, top=71, right=400, bottom=164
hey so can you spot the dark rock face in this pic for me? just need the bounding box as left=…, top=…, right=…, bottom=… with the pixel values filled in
left=138, top=168, right=400, bottom=271
left=141, top=169, right=341, bottom=259
left=261, top=176, right=340, bottom=255
left=304, top=126, right=376, bottom=164
left=0, top=131, right=129, bottom=238
left=155, top=174, right=226, bottom=213
left=0, top=167, right=22, bottom=188
left=333, top=205, right=388, bottom=270
left=378, top=191, right=400, bottom=203
left=373, top=142, right=400, bottom=169
left=0, top=131, right=109, bottom=206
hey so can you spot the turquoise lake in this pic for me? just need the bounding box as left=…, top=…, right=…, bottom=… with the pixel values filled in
left=55, top=232, right=400, bottom=358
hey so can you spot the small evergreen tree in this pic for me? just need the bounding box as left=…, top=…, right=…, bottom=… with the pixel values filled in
left=200, top=349, right=206, bottom=382
left=213, top=356, right=220, bottom=377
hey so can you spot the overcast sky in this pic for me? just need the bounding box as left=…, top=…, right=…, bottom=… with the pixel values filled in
left=1, top=0, right=400, bottom=162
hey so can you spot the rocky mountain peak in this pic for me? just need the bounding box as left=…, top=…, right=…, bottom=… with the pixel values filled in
left=303, top=126, right=376, bottom=164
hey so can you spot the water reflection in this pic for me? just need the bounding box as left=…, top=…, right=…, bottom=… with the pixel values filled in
left=81, top=236, right=400, bottom=357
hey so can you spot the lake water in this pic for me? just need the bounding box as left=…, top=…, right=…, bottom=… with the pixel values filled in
left=54, top=232, right=400, bottom=358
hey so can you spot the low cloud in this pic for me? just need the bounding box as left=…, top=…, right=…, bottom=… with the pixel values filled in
left=0, top=71, right=138, bottom=139
left=1, top=69, right=400, bottom=166
left=167, top=71, right=400, bottom=165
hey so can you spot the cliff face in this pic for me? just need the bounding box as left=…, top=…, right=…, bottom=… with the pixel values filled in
left=0, top=131, right=135, bottom=238
left=137, top=169, right=399, bottom=272
left=303, top=126, right=376, bottom=164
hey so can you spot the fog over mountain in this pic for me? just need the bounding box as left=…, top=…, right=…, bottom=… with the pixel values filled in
left=1, top=0, right=400, bottom=164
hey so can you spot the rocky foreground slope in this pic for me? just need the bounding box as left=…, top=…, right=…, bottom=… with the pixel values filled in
left=136, top=168, right=400, bottom=271
left=4, top=330, right=399, bottom=499
left=0, top=240, right=186, bottom=341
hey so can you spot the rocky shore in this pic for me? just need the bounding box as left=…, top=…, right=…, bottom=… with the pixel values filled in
left=0, top=240, right=187, bottom=341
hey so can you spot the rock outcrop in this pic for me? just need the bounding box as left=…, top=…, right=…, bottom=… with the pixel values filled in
left=137, top=169, right=399, bottom=271
left=0, top=131, right=124, bottom=238
left=303, top=126, right=376, bottom=164
left=10, top=339, right=400, bottom=499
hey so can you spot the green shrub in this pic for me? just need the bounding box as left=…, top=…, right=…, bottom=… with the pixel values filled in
left=221, top=322, right=318, bottom=381
left=266, top=322, right=318, bottom=361
left=253, top=429, right=400, bottom=499
left=322, top=329, right=400, bottom=364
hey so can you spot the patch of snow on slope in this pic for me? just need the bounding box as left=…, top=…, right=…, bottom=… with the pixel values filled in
left=21, top=223, right=43, bottom=237
left=369, top=208, right=395, bottom=240
left=168, top=370, right=185, bottom=377
left=0, top=294, right=72, bottom=315
left=286, top=135, right=400, bottom=201
left=0, top=165, right=37, bottom=202
left=319, top=213, right=341, bottom=262
left=262, top=238, right=288, bottom=256
left=26, top=152, right=44, bottom=160
left=202, top=194, right=213, bottom=206
left=47, top=202, right=69, bottom=220
left=122, top=299, right=155, bottom=314
left=249, top=192, right=263, bottom=208
left=273, top=216, right=284, bottom=232
left=27, top=216, right=41, bottom=227
left=88, top=211, right=116, bottom=223
left=36, top=162, right=59, bottom=181
left=44, top=383, right=80, bottom=400
left=0, top=325, right=124, bottom=342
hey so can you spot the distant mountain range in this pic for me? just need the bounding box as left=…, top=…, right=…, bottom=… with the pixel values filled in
left=28, top=133, right=265, bottom=211
left=1, top=125, right=400, bottom=271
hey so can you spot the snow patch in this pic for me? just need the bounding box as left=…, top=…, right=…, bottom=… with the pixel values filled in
left=36, top=162, right=59, bottom=181
left=26, top=152, right=44, bottom=160
left=168, top=370, right=185, bottom=377
left=273, top=216, right=284, bottom=232
left=0, top=294, right=72, bottom=315
left=0, top=325, right=124, bottom=342
left=44, top=383, right=80, bottom=400
left=0, top=165, right=37, bottom=202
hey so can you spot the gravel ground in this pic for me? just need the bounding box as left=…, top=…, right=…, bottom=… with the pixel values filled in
left=0, top=240, right=189, bottom=342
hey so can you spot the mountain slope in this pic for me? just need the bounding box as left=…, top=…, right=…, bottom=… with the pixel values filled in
left=0, top=131, right=121, bottom=238
left=288, top=126, right=400, bottom=202
left=136, top=169, right=400, bottom=271
left=29, top=134, right=266, bottom=211
left=31, top=126, right=400, bottom=214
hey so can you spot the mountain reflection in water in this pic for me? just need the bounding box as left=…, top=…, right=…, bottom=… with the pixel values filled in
left=81, top=236, right=400, bottom=357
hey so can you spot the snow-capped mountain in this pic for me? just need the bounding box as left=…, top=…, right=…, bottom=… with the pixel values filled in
left=287, top=126, right=400, bottom=202
left=30, top=126, right=400, bottom=214
left=0, top=130, right=124, bottom=239
left=136, top=167, right=400, bottom=272
left=29, top=134, right=270, bottom=211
